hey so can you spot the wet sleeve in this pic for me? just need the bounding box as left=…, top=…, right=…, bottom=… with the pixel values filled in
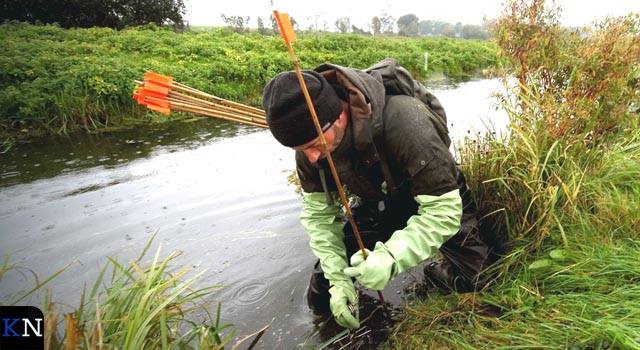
left=382, top=95, right=458, bottom=197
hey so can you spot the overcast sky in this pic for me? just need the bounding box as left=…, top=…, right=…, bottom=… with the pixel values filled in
left=184, top=0, right=639, bottom=30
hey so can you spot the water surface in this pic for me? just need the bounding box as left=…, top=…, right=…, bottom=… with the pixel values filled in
left=0, top=78, right=506, bottom=349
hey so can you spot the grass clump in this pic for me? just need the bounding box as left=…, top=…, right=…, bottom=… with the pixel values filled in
left=385, top=0, right=640, bottom=349
left=1, top=234, right=266, bottom=350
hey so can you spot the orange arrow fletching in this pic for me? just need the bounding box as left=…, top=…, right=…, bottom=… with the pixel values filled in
left=143, top=96, right=171, bottom=115
left=143, top=81, right=170, bottom=96
left=137, top=87, right=168, bottom=100
left=144, top=72, right=174, bottom=86
left=147, top=103, right=171, bottom=115
left=132, top=85, right=170, bottom=114
left=274, top=11, right=297, bottom=44
left=144, top=95, right=170, bottom=107
left=132, top=92, right=147, bottom=105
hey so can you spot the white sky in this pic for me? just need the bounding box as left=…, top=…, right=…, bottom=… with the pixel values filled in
left=185, top=0, right=639, bottom=30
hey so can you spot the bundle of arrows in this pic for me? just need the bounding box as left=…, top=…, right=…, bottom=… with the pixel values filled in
left=132, top=72, right=268, bottom=128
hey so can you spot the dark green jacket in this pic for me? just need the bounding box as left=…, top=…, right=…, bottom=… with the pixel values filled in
left=296, top=62, right=458, bottom=204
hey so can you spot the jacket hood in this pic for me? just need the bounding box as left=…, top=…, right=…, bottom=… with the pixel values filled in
left=314, top=63, right=386, bottom=166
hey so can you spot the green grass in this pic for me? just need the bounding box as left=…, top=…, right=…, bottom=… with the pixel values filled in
left=0, top=21, right=498, bottom=140
left=383, top=100, right=640, bottom=349
left=383, top=5, right=640, bottom=349
left=0, top=233, right=268, bottom=350
left=388, top=239, right=640, bottom=349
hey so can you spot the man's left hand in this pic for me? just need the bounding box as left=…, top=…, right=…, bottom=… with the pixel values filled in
left=344, top=242, right=396, bottom=290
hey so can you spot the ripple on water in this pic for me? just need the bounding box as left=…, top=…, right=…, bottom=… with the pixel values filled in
left=267, top=248, right=287, bottom=260
left=231, top=281, right=269, bottom=306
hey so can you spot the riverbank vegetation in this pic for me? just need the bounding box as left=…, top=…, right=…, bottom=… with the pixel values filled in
left=0, top=20, right=497, bottom=144
left=385, top=1, right=640, bottom=349
left=1, top=234, right=267, bottom=349
left=2, top=0, right=639, bottom=349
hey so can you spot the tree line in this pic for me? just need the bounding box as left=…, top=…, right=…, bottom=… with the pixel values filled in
left=221, top=13, right=493, bottom=40
left=1, top=2, right=491, bottom=40
left=0, top=0, right=187, bottom=30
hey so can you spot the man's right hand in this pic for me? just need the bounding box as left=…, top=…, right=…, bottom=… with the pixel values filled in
left=329, top=280, right=360, bottom=329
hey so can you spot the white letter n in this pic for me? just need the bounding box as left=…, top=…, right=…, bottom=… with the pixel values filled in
left=22, top=318, right=43, bottom=337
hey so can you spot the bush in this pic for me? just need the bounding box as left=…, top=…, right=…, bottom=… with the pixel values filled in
left=0, top=22, right=498, bottom=139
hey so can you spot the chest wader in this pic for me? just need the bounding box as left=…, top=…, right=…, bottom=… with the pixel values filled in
left=306, top=165, right=498, bottom=314
left=423, top=168, right=498, bottom=292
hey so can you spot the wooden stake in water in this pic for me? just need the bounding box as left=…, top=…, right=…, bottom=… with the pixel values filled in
left=273, top=10, right=385, bottom=307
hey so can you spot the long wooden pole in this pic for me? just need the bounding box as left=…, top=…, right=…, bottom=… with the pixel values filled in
left=274, top=11, right=385, bottom=306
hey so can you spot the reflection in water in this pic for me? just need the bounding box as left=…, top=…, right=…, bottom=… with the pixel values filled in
left=0, top=118, right=260, bottom=188
left=0, top=78, right=506, bottom=350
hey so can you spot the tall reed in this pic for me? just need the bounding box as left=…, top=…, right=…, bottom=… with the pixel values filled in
left=1, top=234, right=267, bottom=350
left=386, top=1, right=640, bottom=349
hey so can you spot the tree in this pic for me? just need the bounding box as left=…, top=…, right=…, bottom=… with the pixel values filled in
left=397, top=14, right=419, bottom=36
left=419, top=20, right=434, bottom=35
left=431, top=20, right=448, bottom=36
left=371, top=16, right=382, bottom=35
left=461, top=24, right=490, bottom=39
left=335, top=17, right=350, bottom=34
left=455, top=22, right=463, bottom=36
left=221, top=14, right=250, bottom=34
left=0, top=0, right=187, bottom=30
left=351, top=25, right=369, bottom=35
left=379, top=13, right=396, bottom=34
left=441, top=23, right=457, bottom=37
left=257, top=17, right=269, bottom=35
left=269, top=13, right=279, bottom=34
left=308, top=13, right=327, bottom=32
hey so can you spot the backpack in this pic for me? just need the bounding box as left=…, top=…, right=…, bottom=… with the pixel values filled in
left=364, top=58, right=452, bottom=195
left=314, top=58, right=450, bottom=199
left=365, top=58, right=449, bottom=137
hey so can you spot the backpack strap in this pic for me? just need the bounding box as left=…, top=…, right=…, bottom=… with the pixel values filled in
left=376, top=138, right=398, bottom=197
left=372, top=98, right=397, bottom=197
left=318, top=167, right=335, bottom=205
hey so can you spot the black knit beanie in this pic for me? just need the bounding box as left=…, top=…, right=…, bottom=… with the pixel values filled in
left=262, top=70, right=342, bottom=147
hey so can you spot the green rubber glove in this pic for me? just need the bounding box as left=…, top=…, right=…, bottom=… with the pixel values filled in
left=329, top=280, right=360, bottom=329
left=344, top=189, right=462, bottom=290
left=300, top=192, right=360, bottom=328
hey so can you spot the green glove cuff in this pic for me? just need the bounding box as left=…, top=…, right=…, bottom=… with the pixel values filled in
left=385, top=188, right=462, bottom=274
left=344, top=188, right=462, bottom=290
left=300, top=192, right=349, bottom=284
